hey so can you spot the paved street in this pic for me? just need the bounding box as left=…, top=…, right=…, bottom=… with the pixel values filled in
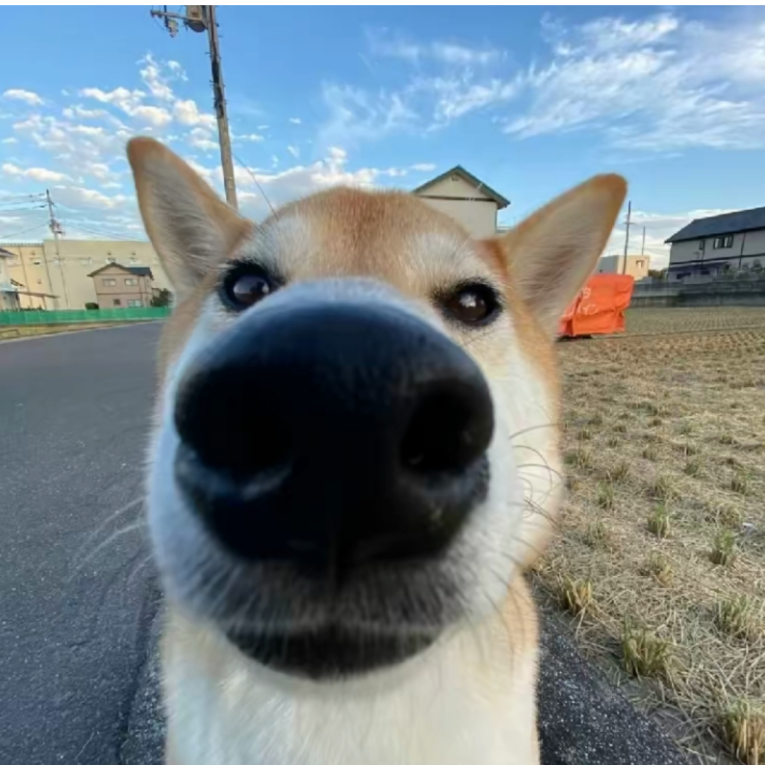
left=0, top=325, right=163, bottom=765
left=0, top=322, right=690, bottom=765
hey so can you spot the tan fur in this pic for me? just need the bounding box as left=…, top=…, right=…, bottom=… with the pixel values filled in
left=128, top=137, right=626, bottom=765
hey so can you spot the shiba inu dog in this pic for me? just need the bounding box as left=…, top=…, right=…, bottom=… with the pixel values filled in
left=128, top=136, right=626, bottom=765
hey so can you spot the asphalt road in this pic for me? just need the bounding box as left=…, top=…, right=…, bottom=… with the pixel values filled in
left=0, top=324, right=162, bottom=765
left=0, top=322, right=690, bottom=765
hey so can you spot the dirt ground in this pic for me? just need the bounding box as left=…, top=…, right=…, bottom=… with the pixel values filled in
left=534, top=307, right=765, bottom=765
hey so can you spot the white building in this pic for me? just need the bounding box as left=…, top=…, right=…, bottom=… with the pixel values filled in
left=665, top=206, right=765, bottom=281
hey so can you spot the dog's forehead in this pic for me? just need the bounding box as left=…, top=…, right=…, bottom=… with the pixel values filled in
left=241, top=187, right=498, bottom=289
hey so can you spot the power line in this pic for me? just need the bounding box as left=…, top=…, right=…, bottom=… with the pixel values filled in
left=150, top=5, right=238, bottom=209
left=0, top=222, right=49, bottom=241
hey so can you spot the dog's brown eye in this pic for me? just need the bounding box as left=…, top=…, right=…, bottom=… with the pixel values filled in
left=442, top=283, right=501, bottom=326
left=232, top=274, right=272, bottom=305
left=221, top=264, right=279, bottom=311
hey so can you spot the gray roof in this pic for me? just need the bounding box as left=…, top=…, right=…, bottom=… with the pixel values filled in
left=413, top=165, right=510, bottom=209
left=665, top=206, right=765, bottom=243
left=0, top=247, right=14, bottom=258
left=87, top=263, right=154, bottom=279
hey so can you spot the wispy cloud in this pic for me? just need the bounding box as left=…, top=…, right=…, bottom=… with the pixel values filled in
left=3, top=89, right=44, bottom=106
left=325, top=12, right=765, bottom=153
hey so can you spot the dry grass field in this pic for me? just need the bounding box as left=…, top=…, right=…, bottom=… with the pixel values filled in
left=534, top=307, right=765, bottom=765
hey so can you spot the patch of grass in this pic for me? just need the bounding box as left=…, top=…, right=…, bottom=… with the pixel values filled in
left=564, top=447, right=593, bottom=470
left=577, top=427, right=593, bottom=442
left=719, top=433, right=737, bottom=446
left=559, top=577, right=593, bottom=617
left=649, top=416, right=663, bottom=428
left=642, top=552, right=674, bottom=586
left=647, top=503, right=672, bottom=539
left=639, top=401, right=661, bottom=416
left=730, top=471, right=751, bottom=495
left=613, top=422, right=628, bottom=434
left=584, top=521, right=612, bottom=550
left=678, top=421, right=693, bottom=435
left=715, top=596, right=759, bottom=641
left=642, top=445, right=658, bottom=461
left=621, top=622, right=672, bottom=680
left=711, top=530, right=738, bottom=566
left=607, top=461, right=630, bottom=483
left=722, top=699, right=765, bottom=765
left=606, top=436, right=619, bottom=448
left=651, top=474, right=679, bottom=502
left=597, top=482, right=615, bottom=510
left=684, top=458, right=702, bottom=476
left=588, top=413, right=604, bottom=427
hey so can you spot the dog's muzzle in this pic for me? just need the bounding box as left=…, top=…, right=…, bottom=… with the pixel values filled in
left=171, top=281, right=495, bottom=676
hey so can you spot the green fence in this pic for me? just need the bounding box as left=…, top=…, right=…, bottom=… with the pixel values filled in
left=0, top=307, right=172, bottom=325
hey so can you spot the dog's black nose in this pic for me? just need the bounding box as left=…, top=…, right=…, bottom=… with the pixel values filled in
left=174, top=289, right=493, bottom=576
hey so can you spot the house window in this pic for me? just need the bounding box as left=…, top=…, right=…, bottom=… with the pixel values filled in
left=113, top=298, right=122, bottom=306
left=699, top=239, right=705, bottom=251
left=127, top=299, right=142, bottom=307
left=713, top=236, right=734, bottom=249
left=103, top=278, right=117, bottom=286
left=636, top=259, right=644, bottom=268
left=124, top=278, right=138, bottom=286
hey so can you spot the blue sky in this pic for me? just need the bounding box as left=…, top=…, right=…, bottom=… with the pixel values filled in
left=2, top=5, right=765, bottom=266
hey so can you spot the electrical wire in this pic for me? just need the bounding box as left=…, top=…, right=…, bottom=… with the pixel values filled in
left=0, top=222, right=49, bottom=241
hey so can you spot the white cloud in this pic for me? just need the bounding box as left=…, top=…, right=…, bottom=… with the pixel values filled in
left=234, top=132, right=265, bottom=142
left=187, top=127, right=218, bottom=152
left=53, top=185, right=128, bottom=210
left=320, top=83, right=417, bottom=147
left=3, top=88, right=44, bottom=106
left=410, top=163, right=436, bottom=172
left=503, top=12, right=765, bottom=151
left=287, top=145, right=300, bottom=158
left=139, top=53, right=175, bottom=101
left=1, top=137, right=18, bottom=145
left=289, top=117, right=302, bottom=125
left=2, top=163, right=68, bottom=182
left=323, top=12, right=765, bottom=154
left=367, top=30, right=501, bottom=67
left=258, top=124, right=269, bottom=130
left=63, top=105, right=108, bottom=120
left=173, top=99, right=216, bottom=129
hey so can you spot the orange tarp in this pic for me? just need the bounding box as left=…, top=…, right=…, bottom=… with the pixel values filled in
left=558, top=273, right=635, bottom=338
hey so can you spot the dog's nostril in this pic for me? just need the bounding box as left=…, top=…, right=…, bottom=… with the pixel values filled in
left=176, top=397, right=291, bottom=480
left=401, top=386, right=492, bottom=474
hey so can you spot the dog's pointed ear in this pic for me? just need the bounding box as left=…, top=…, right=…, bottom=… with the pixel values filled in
left=126, top=137, right=252, bottom=300
left=493, top=174, right=627, bottom=336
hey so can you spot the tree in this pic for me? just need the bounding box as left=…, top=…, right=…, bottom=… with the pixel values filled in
left=151, top=288, right=173, bottom=307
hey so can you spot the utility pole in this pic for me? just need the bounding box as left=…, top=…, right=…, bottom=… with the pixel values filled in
left=150, top=5, right=238, bottom=209
left=621, top=200, right=632, bottom=275
left=641, top=226, right=646, bottom=256
left=45, top=189, right=69, bottom=309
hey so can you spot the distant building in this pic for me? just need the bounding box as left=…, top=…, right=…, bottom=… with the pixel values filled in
left=413, top=166, right=510, bottom=237
left=0, top=239, right=172, bottom=309
left=665, top=206, right=765, bottom=281
left=88, top=263, right=155, bottom=308
left=0, top=246, right=57, bottom=310
left=596, top=254, right=650, bottom=281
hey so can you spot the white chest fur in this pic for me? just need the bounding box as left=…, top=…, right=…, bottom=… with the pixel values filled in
left=164, top=602, right=539, bottom=765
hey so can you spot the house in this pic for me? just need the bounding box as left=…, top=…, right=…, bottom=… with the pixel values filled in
left=2, top=239, right=172, bottom=309
left=596, top=254, right=650, bottom=280
left=0, top=247, right=20, bottom=310
left=412, top=165, right=510, bottom=237
left=87, top=263, right=155, bottom=308
left=665, top=206, right=765, bottom=281
left=0, top=247, right=58, bottom=309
